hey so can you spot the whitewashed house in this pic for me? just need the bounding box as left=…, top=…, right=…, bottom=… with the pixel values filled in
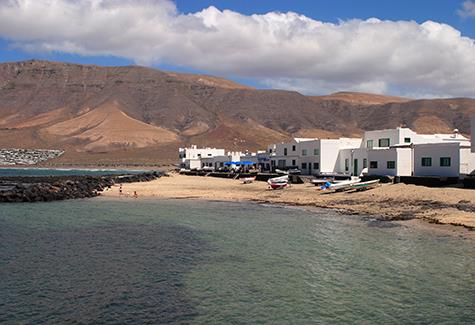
left=179, top=145, right=225, bottom=169
left=365, top=127, right=472, bottom=177
left=200, top=151, right=243, bottom=170
left=413, top=142, right=475, bottom=177
left=367, top=147, right=412, bottom=176
left=268, top=137, right=361, bottom=175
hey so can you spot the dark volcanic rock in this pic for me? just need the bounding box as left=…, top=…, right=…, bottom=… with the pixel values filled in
left=0, top=172, right=163, bottom=203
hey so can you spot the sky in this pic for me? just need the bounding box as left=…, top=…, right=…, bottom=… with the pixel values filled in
left=0, top=0, right=474, bottom=98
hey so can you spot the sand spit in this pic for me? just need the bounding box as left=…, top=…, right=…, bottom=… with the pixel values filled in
left=102, top=173, right=475, bottom=231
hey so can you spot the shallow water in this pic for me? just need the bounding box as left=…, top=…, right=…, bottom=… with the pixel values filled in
left=1, top=199, right=474, bottom=324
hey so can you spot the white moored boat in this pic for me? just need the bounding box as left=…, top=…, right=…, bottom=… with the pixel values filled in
left=320, top=176, right=361, bottom=192
left=240, top=176, right=256, bottom=184
left=267, top=175, right=289, bottom=190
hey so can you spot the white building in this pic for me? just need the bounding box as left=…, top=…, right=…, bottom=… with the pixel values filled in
left=365, top=127, right=473, bottom=177
left=200, top=151, right=244, bottom=170
left=413, top=142, right=475, bottom=177
left=268, top=137, right=361, bottom=175
left=179, top=145, right=226, bottom=169
left=367, top=147, right=412, bottom=176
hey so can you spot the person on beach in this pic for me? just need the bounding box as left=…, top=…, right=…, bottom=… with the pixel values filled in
left=133, top=191, right=138, bottom=199
left=119, top=184, right=123, bottom=195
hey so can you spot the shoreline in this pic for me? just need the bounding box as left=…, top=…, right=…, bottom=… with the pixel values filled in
left=101, top=173, right=475, bottom=238
left=96, top=192, right=475, bottom=241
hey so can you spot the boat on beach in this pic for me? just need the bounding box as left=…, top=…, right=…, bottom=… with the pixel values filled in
left=267, top=175, right=289, bottom=189
left=240, top=176, right=256, bottom=184
left=350, top=179, right=380, bottom=191
left=319, top=176, right=361, bottom=192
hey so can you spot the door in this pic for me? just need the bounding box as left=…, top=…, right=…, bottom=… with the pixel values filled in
left=353, top=159, right=358, bottom=176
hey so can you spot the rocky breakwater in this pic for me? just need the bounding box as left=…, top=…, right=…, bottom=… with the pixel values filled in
left=0, top=172, right=163, bottom=202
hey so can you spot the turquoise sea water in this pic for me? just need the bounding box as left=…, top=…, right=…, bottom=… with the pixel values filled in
left=0, top=167, right=147, bottom=177
left=1, top=198, right=474, bottom=324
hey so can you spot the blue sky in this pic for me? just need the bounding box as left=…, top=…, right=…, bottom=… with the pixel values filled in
left=0, top=0, right=474, bottom=97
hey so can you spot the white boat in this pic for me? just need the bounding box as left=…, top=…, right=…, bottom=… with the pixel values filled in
left=311, top=178, right=333, bottom=186
left=321, top=176, right=361, bottom=191
left=350, top=179, right=380, bottom=191
left=267, top=175, right=289, bottom=189
left=240, top=176, right=256, bottom=184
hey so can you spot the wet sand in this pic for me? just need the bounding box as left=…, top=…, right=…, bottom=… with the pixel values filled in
left=102, top=173, right=475, bottom=233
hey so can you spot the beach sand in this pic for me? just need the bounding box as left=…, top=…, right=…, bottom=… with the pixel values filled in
left=102, top=173, right=475, bottom=231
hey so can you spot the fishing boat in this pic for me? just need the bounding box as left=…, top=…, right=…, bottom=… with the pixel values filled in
left=267, top=175, right=289, bottom=190
left=311, top=178, right=333, bottom=186
left=350, top=179, right=380, bottom=191
left=320, top=176, right=361, bottom=192
left=240, top=176, right=256, bottom=184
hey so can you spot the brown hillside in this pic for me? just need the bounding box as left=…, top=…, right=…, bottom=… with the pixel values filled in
left=0, top=60, right=474, bottom=165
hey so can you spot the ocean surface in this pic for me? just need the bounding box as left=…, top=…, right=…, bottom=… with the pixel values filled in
left=1, top=198, right=474, bottom=324
left=0, top=167, right=147, bottom=177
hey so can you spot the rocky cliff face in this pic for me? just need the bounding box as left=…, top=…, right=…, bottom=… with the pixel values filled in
left=0, top=60, right=474, bottom=164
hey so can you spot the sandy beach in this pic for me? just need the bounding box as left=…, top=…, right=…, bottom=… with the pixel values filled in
left=101, top=173, right=475, bottom=230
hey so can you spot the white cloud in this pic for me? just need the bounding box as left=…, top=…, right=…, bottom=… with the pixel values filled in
left=1, top=0, right=475, bottom=97
left=458, top=1, right=475, bottom=18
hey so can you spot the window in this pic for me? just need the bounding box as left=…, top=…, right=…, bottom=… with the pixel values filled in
left=301, top=163, right=307, bottom=169
left=345, top=158, right=349, bottom=171
left=284, top=148, right=287, bottom=156
left=378, top=138, right=390, bottom=147
left=440, top=157, right=451, bottom=167
left=292, top=145, right=296, bottom=151
left=271, top=160, right=276, bottom=166
left=197, top=154, right=201, bottom=158
left=370, top=161, right=378, bottom=169
left=220, top=162, right=224, bottom=167
left=207, top=153, right=212, bottom=156
left=269, top=148, right=273, bottom=153
left=366, top=140, right=373, bottom=148
left=313, top=162, right=319, bottom=169
left=292, top=159, right=296, bottom=166
left=387, top=161, right=396, bottom=169
left=314, top=148, right=320, bottom=155
left=421, top=157, right=432, bottom=167
left=404, top=137, right=411, bottom=143
left=363, top=159, right=368, bottom=168
left=302, top=149, right=308, bottom=156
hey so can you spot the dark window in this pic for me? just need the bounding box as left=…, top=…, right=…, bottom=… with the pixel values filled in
left=387, top=161, right=396, bottom=169
left=301, top=163, right=307, bottom=169
left=292, top=159, right=296, bottom=166
left=313, top=162, right=319, bottom=169
left=363, top=159, right=368, bottom=168
left=370, top=161, right=378, bottom=169
left=284, top=148, right=287, bottom=156
left=404, top=137, right=411, bottom=143
left=302, top=149, right=308, bottom=156
left=421, top=157, right=432, bottom=167
left=292, top=145, right=296, bottom=151
left=314, top=148, right=320, bottom=155
left=378, top=138, right=390, bottom=147
left=367, top=140, right=373, bottom=148
left=345, top=158, right=349, bottom=171
left=269, top=148, right=273, bottom=153
left=271, top=160, right=276, bottom=166
left=440, top=157, right=451, bottom=167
